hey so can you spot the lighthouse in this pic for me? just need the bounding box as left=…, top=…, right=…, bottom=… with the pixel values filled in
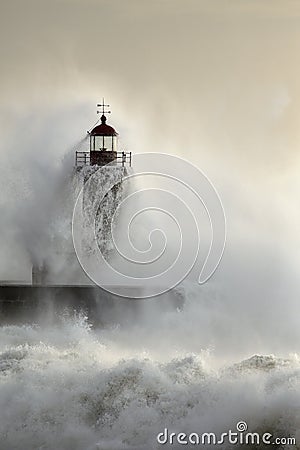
left=76, top=100, right=131, bottom=168
left=73, top=100, right=133, bottom=262
left=29, top=101, right=132, bottom=286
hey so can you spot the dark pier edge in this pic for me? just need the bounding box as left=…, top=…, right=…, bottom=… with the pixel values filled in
left=0, top=285, right=185, bottom=325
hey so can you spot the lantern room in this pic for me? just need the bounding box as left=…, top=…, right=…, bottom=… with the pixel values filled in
left=89, top=111, right=118, bottom=165
left=90, top=114, right=118, bottom=152
left=75, top=100, right=132, bottom=168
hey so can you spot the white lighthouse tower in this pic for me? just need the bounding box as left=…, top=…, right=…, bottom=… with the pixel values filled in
left=73, top=101, right=132, bottom=258
left=31, top=101, right=132, bottom=286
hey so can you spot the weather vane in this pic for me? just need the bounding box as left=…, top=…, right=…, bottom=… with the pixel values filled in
left=97, top=98, right=111, bottom=115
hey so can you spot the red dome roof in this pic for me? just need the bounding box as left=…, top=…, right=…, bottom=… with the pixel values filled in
left=90, top=115, right=118, bottom=136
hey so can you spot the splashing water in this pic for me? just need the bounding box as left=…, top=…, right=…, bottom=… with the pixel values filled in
left=0, top=142, right=299, bottom=448
left=0, top=290, right=299, bottom=450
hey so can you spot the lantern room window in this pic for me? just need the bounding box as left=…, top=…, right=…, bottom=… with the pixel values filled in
left=90, top=134, right=118, bottom=152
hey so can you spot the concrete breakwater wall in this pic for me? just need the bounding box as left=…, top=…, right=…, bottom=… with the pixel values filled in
left=0, top=285, right=184, bottom=325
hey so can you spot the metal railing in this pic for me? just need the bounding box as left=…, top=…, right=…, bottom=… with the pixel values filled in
left=75, top=151, right=90, bottom=166
left=75, top=151, right=132, bottom=167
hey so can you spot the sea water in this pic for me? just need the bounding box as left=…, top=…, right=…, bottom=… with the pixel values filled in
left=0, top=284, right=299, bottom=450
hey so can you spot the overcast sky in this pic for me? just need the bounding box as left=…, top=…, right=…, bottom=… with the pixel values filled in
left=1, top=0, right=299, bottom=165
